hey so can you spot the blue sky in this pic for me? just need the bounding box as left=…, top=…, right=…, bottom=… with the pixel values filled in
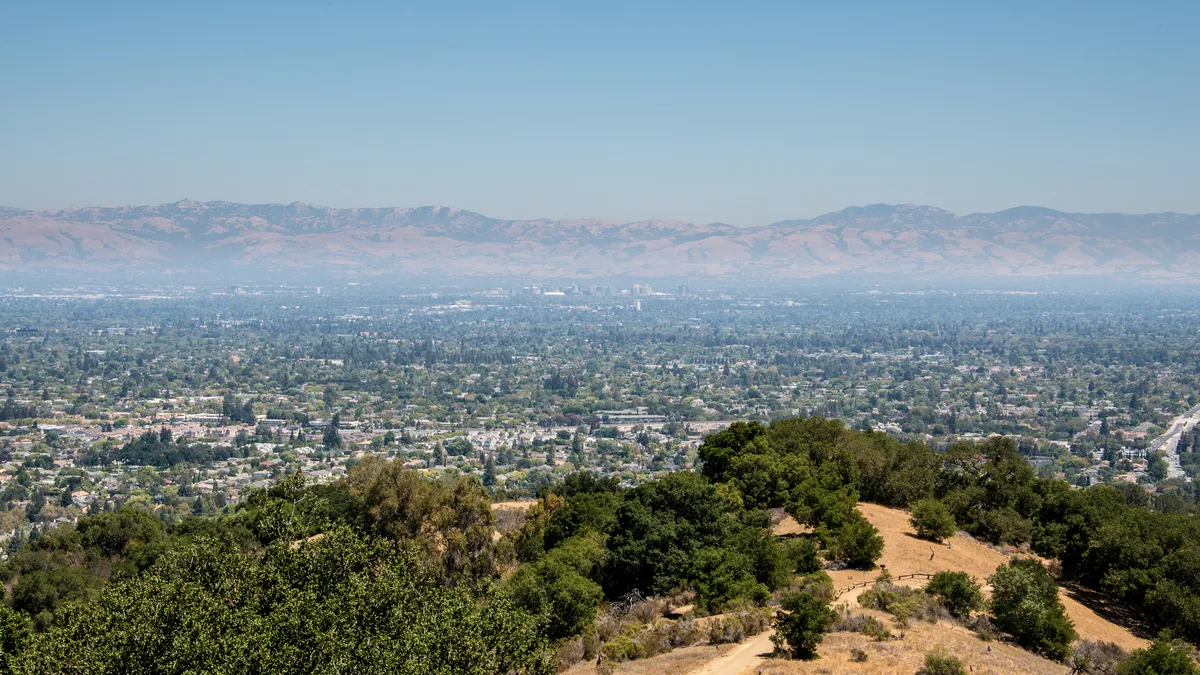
left=1, top=1, right=1197, bottom=224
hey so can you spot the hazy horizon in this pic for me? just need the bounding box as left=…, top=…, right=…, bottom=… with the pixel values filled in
left=5, top=199, right=1200, bottom=229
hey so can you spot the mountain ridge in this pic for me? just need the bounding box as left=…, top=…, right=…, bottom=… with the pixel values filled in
left=1, top=201, right=1198, bottom=281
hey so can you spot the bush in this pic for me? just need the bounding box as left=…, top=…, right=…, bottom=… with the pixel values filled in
left=592, top=613, right=707, bottom=668
left=602, top=634, right=644, bottom=663
left=858, top=580, right=945, bottom=627
left=707, top=607, right=771, bottom=645
left=6, top=528, right=553, bottom=674
left=833, top=610, right=890, bottom=641
left=859, top=616, right=891, bottom=641
left=989, top=558, right=1077, bottom=662
left=850, top=647, right=868, bottom=662
left=967, top=614, right=998, bottom=642
left=910, top=499, right=957, bottom=542
left=1115, top=631, right=1199, bottom=675
left=626, top=597, right=669, bottom=624
left=772, top=588, right=835, bottom=660
left=1069, top=640, right=1126, bottom=675
left=918, top=650, right=967, bottom=675
left=0, top=603, right=30, bottom=671
left=708, top=614, right=746, bottom=645
left=924, top=571, right=984, bottom=619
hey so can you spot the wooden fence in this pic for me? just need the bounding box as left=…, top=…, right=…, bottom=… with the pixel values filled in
left=834, top=572, right=936, bottom=599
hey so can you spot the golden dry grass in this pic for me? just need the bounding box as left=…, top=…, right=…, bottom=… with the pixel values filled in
left=491, top=499, right=537, bottom=535
left=561, top=643, right=740, bottom=675
left=771, top=516, right=812, bottom=537
left=835, top=502, right=1147, bottom=652
left=749, top=607, right=1065, bottom=675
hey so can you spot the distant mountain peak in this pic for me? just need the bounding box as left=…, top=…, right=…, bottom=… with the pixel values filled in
left=985, top=206, right=1065, bottom=220
left=1, top=201, right=1199, bottom=281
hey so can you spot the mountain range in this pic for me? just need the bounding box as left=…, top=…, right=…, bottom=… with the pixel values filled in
left=1, top=200, right=1198, bottom=281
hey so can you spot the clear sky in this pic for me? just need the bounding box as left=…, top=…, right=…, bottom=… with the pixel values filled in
left=1, top=1, right=1197, bottom=224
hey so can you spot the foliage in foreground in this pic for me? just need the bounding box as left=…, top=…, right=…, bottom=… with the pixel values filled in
left=6, top=527, right=552, bottom=675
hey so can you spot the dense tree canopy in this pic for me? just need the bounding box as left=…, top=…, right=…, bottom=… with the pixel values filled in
left=7, top=416, right=1200, bottom=669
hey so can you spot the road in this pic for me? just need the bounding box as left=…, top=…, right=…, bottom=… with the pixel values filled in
left=1148, top=403, right=1200, bottom=480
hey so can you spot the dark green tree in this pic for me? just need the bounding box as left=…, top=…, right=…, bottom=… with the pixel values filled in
left=322, top=414, right=342, bottom=450
left=772, top=584, right=835, bottom=660
left=989, top=558, right=1076, bottom=661
left=910, top=499, right=957, bottom=543
left=827, top=513, right=883, bottom=569
left=924, top=571, right=984, bottom=619
left=483, top=452, right=496, bottom=487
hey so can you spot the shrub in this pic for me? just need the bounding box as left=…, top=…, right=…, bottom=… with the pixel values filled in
left=857, top=580, right=945, bottom=627
left=918, top=650, right=967, bottom=675
left=924, top=571, right=984, bottom=619
left=555, top=637, right=586, bottom=670
left=777, top=570, right=835, bottom=605
left=850, top=647, right=868, bottom=662
left=706, top=607, right=771, bottom=645
left=976, top=506, right=1033, bottom=546
left=708, top=615, right=746, bottom=645
left=602, top=634, right=644, bottom=663
left=772, top=588, right=835, bottom=660
left=967, top=614, right=997, bottom=642
left=506, top=558, right=604, bottom=640
left=1115, top=631, right=1200, bottom=675
left=636, top=620, right=675, bottom=658
left=910, top=499, right=957, bottom=542
left=859, top=616, right=891, bottom=641
left=833, top=610, right=890, bottom=641
left=0, top=603, right=30, bottom=671
left=626, top=597, right=669, bottom=624
left=989, top=558, right=1077, bottom=662
left=733, top=606, right=773, bottom=636
left=1069, top=640, right=1127, bottom=675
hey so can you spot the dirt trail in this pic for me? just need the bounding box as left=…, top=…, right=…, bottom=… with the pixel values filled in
left=685, top=629, right=774, bottom=675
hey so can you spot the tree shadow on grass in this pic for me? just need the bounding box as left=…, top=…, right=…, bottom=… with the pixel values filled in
left=1061, top=581, right=1159, bottom=642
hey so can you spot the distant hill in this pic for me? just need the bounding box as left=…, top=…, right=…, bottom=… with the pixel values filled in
left=1, top=200, right=1198, bottom=281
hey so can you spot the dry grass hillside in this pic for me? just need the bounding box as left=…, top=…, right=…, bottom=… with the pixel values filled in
left=828, top=502, right=1147, bottom=652
left=744, top=608, right=1066, bottom=675
left=584, top=502, right=1147, bottom=675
